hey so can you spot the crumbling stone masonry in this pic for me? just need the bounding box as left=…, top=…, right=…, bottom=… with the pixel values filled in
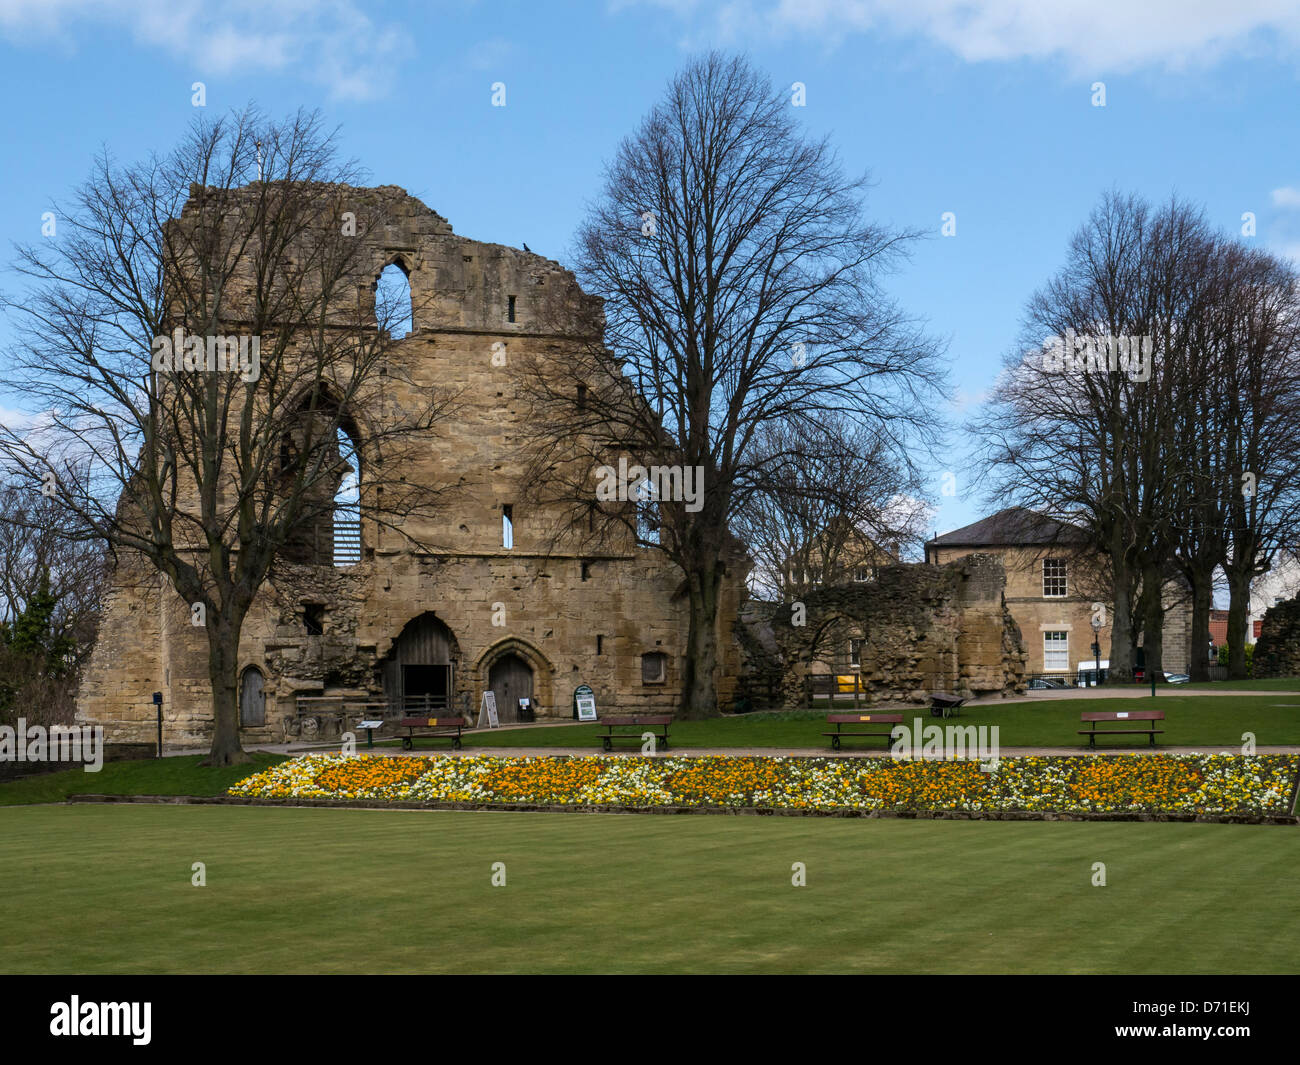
left=740, top=554, right=1029, bottom=708
left=1253, top=594, right=1300, bottom=678
left=76, top=186, right=746, bottom=747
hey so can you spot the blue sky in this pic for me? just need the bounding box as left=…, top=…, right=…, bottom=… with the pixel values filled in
left=2, top=0, right=1299, bottom=544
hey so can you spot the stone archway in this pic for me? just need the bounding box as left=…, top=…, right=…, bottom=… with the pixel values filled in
left=380, top=612, right=461, bottom=713
left=474, top=639, right=555, bottom=720
left=488, top=653, right=533, bottom=724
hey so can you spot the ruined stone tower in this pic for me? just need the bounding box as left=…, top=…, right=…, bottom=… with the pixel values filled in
left=76, top=185, right=745, bottom=746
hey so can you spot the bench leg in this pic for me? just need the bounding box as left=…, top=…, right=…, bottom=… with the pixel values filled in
left=831, top=735, right=841, bottom=751
left=602, top=737, right=612, bottom=752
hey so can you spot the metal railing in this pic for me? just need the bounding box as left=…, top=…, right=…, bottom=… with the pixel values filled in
left=333, top=519, right=361, bottom=566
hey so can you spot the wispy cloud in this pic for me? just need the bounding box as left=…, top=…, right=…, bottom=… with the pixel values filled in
left=623, top=0, right=1300, bottom=75
left=0, top=0, right=413, bottom=101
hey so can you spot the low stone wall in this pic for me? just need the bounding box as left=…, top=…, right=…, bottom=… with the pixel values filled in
left=744, top=555, right=1028, bottom=709
left=1255, top=594, right=1300, bottom=678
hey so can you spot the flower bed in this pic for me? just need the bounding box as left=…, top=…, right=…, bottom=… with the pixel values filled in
left=228, top=753, right=1300, bottom=816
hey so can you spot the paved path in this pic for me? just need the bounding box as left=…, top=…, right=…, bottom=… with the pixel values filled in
left=160, top=689, right=1300, bottom=761
left=233, top=742, right=1300, bottom=759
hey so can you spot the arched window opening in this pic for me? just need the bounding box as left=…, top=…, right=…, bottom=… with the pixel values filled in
left=332, top=425, right=361, bottom=565
left=375, top=261, right=413, bottom=339
left=280, top=394, right=364, bottom=567
left=635, top=478, right=660, bottom=545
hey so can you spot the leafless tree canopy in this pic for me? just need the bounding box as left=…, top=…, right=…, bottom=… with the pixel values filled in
left=733, top=415, right=926, bottom=600
left=970, top=191, right=1300, bottom=680
left=522, top=53, right=945, bottom=715
left=0, top=108, right=454, bottom=762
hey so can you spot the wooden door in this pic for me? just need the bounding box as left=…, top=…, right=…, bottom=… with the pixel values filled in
left=489, top=654, right=533, bottom=724
left=240, top=667, right=265, bottom=727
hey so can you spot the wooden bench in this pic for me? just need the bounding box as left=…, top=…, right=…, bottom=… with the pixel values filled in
left=1078, top=710, right=1164, bottom=750
left=398, top=716, right=468, bottom=750
left=597, top=714, right=673, bottom=752
left=823, top=713, right=903, bottom=751
left=929, top=691, right=966, bottom=718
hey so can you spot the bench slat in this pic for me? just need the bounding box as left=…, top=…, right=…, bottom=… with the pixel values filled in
left=1080, top=711, right=1164, bottom=722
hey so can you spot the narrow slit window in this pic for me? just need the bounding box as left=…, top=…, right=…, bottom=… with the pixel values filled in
left=502, top=504, right=514, bottom=549
left=581, top=561, right=591, bottom=581
left=596, top=635, right=604, bottom=655
left=507, top=295, right=516, bottom=323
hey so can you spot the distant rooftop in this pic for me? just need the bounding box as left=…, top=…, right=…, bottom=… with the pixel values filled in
left=926, top=507, right=1088, bottom=549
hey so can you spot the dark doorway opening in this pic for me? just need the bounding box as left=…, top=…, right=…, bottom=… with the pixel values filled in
left=402, top=664, right=449, bottom=712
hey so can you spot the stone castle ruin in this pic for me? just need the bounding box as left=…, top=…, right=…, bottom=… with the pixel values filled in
left=75, top=184, right=1026, bottom=746
left=738, top=554, right=1029, bottom=708
left=76, top=185, right=747, bottom=746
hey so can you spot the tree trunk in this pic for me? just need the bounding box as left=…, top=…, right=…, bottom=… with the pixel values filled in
left=203, top=614, right=251, bottom=766
left=1107, top=546, right=1135, bottom=683
left=1141, top=564, right=1165, bottom=681
left=1188, top=569, right=1214, bottom=682
left=1226, top=568, right=1252, bottom=679
left=680, top=565, right=722, bottom=719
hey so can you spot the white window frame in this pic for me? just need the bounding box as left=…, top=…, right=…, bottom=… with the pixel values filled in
left=1042, top=558, right=1068, bottom=598
left=1043, top=631, right=1069, bottom=673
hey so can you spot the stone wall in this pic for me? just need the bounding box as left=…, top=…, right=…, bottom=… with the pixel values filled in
left=1254, top=594, right=1300, bottom=678
left=76, top=186, right=747, bottom=746
left=744, top=554, right=1028, bottom=709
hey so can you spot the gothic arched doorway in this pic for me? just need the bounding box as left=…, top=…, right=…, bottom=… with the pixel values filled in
left=488, top=653, right=534, bottom=724
left=384, top=613, right=458, bottom=714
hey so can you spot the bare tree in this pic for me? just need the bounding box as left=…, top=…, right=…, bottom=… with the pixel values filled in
left=733, top=415, right=923, bottom=600
left=972, top=191, right=1300, bottom=682
left=0, top=476, right=108, bottom=724
left=0, top=476, right=107, bottom=665
left=1218, top=249, right=1300, bottom=676
left=0, top=108, right=452, bottom=763
left=971, top=193, right=1218, bottom=681
left=520, top=53, right=944, bottom=716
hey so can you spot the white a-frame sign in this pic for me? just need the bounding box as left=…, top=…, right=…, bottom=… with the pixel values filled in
left=478, top=690, right=500, bottom=729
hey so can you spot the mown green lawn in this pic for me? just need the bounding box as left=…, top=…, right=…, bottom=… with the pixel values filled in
left=0, top=753, right=287, bottom=806
left=1, top=804, right=1295, bottom=974
left=1182, top=678, right=1300, bottom=691
left=391, top=695, right=1300, bottom=751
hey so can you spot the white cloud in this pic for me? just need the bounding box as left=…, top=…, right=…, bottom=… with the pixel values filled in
left=1272, top=186, right=1300, bottom=208
left=628, top=0, right=1300, bottom=74
left=0, top=0, right=412, bottom=101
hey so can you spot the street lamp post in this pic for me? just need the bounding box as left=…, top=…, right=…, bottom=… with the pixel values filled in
left=1090, top=615, right=1103, bottom=689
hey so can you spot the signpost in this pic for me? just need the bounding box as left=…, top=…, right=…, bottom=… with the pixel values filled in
left=478, top=690, right=500, bottom=729
left=574, top=684, right=597, bottom=722
left=356, top=719, right=385, bottom=750
left=152, top=691, right=163, bottom=757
